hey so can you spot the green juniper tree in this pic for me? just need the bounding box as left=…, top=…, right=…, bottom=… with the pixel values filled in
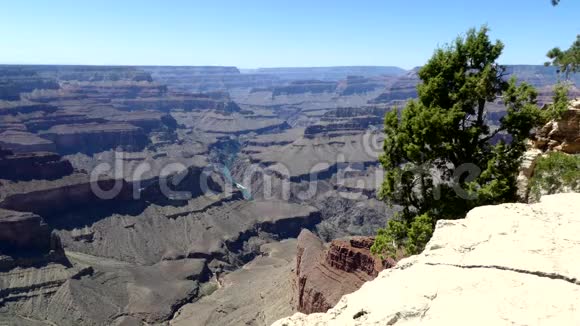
left=543, top=0, right=578, bottom=124
left=542, top=32, right=578, bottom=122
left=372, top=26, right=544, bottom=258
left=545, top=35, right=580, bottom=78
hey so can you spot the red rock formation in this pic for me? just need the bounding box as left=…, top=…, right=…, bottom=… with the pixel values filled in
left=293, top=230, right=393, bottom=314
left=326, top=237, right=393, bottom=277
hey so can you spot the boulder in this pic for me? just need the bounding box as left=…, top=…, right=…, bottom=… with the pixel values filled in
left=274, top=193, right=580, bottom=326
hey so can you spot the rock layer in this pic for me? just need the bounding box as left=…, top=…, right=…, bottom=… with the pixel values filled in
left=40, top=122, right=149, bottom=155
left=0, top=209, right=52, bottom=252
left=0, top=149, right=73, bottom=181
left=274, top=193, right=580, bottom=326
left=293, top=230, right=391, bottom=314
left=0, top=208, right=67, bottom=271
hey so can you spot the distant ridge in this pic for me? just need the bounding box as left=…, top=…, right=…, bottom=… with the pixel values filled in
left=241, top=66, right=407, bottom=81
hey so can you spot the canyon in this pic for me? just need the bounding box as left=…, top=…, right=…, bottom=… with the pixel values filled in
left=0, top=64, right=577, bottom=326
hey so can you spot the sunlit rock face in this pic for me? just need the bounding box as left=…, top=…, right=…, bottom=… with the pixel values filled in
left=274, top=193, right=580, bottom=326
left=517, top=98, right=580, bottom=201
left=535, top=99, right=580, bottom=154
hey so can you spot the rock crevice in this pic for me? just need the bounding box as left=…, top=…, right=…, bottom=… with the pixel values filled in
left=425, top=262, right=580, bottom=286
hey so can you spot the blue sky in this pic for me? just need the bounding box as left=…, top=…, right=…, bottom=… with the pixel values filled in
left=1, top=0, right=578, bottom=69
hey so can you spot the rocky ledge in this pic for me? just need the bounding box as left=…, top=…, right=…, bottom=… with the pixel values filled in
left=274, top=193, right=580, bottom=325
left=0, top=148, right=73, bottom=181
left=0, top=173, right=133, bottom=215
left=516, top=98, right=580, bottom=201
left=40, top=122, right=149, bottom=154
left=293, top=230, right=393, bottom=314
left=535, top=98, right=580, bottom=154
left=0, top=208, right=66, bottom=271
left=0, top=130, right=56, bottom=153
left=0, top=209, right=52, bottom=252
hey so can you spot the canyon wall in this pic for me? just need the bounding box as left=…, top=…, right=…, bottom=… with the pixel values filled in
left=293, top=230, right=393, bottom=314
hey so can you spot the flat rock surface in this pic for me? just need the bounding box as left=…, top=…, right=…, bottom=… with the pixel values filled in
left=247, top=131, right=382, bottom=178
left=41, top=122, right=142, bottom=135
left=0, top=173, right=91, bottom=198
left=0, top=208, right=40, bottom=223
left=173, top=111, right=287, bottom=134
left=274, top=193, right=580, bottom=326
left=0, top=131, right=49, bottom=146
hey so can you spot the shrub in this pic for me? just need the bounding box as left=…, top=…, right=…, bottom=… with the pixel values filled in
left=529, top=152, right=580, bottom=201
left=371, top=213, right=433, bottom=258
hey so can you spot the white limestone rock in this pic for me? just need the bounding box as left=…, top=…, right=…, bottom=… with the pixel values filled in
left=516, top=146, right=543, bottom=201
left=273, top=193, right=580, bottom=326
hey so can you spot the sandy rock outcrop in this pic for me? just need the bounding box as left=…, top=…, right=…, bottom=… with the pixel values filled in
left=517, top=98, right=580, bottom=201
left=293, top=230, right=392, bottom=314
left=535, top=98, right=580, bottom=154
left=515, top=145, right=543, bottom=201
left=274, top=193, right=580, bottom=326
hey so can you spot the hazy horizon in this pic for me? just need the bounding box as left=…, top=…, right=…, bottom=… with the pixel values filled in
left=0, top=63, right=567, bottom=71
